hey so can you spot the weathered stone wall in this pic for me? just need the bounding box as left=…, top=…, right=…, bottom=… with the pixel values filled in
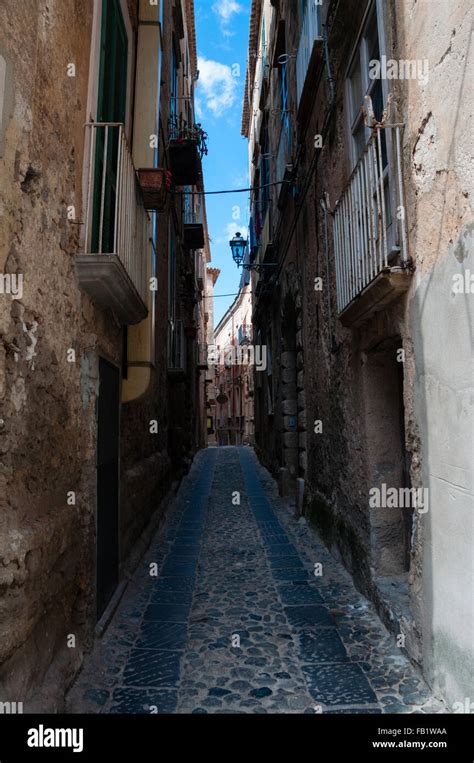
left=0, top=0, right=120, bottom=710
left=0, top=0, right=203, bottom=710
left=303, top=0, right=473, bottom=703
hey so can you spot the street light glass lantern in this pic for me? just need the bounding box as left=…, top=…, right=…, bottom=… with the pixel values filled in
left=229, top=232, right=247, bottom=267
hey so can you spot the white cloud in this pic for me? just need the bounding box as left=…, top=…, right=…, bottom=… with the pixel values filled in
left=212, top=0, right=243, bottom=36
left=197, top=57, right=238, bottom=118
left=215, top=222, right=248, bottom=245
left=231, top=170, right=249, bottom=188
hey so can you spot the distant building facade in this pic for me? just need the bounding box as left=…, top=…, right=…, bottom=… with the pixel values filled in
left=204, top=266, right=221, bottom=444
left=213, top=272, right=254, bottom=446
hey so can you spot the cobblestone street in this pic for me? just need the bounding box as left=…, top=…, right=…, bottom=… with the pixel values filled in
left=67, top=448, right=446, bottom=715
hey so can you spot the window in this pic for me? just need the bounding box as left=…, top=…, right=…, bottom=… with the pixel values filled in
left=167, top=223, right=179, bottom=368
left=277, top=40, right=292, bottom=176
left=92, top=0, right=128, bottom=254
left=346, top=2, right=386, bottom=169
left=261, top=16, right=267, bottom=77
left=168, top=222, right=176, bottom=325
left=266, top=329, right=274, bottom=415
left=279, top=59, right=288, bottom=122
left=97, top=0, right=128, bottom=124
left=170, top=44, right=178, bottom=125
left=260, top=119, right=270, bottom=220
left=345, top=1, right=396, bottom=251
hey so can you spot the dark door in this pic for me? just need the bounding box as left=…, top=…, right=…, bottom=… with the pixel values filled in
left=97, top=358, right=120, bottom=619
left=92, top=0, right=128, bottom=254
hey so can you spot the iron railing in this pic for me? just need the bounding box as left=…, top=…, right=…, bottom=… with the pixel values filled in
left=183, top=191, right=204, bottom=226
left=296, top=0, right=322, bottom=108
left=238, top=324, right=253, bottom=345
left=168, top=97, right=208, bottom=158
left=84, top=123, right=149, bottom=305
left=333, top=125, right=409, bottom=313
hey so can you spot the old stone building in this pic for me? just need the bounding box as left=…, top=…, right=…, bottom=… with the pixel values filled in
left=242, top=0, right=473, bottom=706
left=204, top=265, right=220, bottom=444
left=213, top=271, right=255, bottom=446
left=0, top=0, right=210, bottom=710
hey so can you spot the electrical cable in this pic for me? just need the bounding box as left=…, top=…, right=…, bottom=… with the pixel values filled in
left=203, top=292, right=253, bottom=298
left=172, top=181, right=288, bottom=196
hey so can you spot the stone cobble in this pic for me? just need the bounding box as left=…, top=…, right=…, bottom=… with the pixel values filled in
left=67, top=447, right=446, bottom=714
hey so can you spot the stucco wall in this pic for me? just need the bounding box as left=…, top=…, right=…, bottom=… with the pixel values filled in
left=396, top=0, right=474, bottom=704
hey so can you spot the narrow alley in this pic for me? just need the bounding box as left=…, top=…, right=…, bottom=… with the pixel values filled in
left=67, top=447, right=445, bottom=715
left=0, top=0, right=472, bottom=748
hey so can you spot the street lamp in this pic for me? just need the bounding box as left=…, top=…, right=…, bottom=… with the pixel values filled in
left=229, top=232, right=247, bottom=267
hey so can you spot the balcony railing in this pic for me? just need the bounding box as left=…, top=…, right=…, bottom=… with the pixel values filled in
left=197, top=342, right=209, bottom=370
left=333, top=125, right=410, bottom=320
left=195, top=251, right=205, bottom=291
left=183, top=192, right=204, bottom=226
left=168, top=100, right=208, bottom=185
left=168, top=113, right=208, bottom=153
left=183, top=191, right=205, bottom=249
left=238, top=324, right=253, bottom=345
left=296, top=1, right=323, bottom=112
left=77, top=123, right=149, bottom=325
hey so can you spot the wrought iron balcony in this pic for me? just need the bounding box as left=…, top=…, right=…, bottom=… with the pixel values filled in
left=238, top=324, right=253, bottom=346
left=296, top=1, right=323, bottom=118
left=76, top=123, right=149, bottom=325
left=183, top=191, right=205, bottom=249
left=197, top=343, right=209, bottom=371
left=333, top=125, right=411, bottom=326
left=195, top=252, right=205, bottom=292
left=168, top=104, right=208, bottom=185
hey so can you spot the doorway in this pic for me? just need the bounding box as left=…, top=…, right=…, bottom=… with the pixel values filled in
left=97, top=357, right=120, bottom=619
left=363, top=338, right=413, bottom=576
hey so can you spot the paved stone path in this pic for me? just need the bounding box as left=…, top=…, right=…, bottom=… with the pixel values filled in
left=67, top=447, right=446, bottom=714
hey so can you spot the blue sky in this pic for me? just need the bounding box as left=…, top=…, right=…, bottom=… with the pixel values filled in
left=194, top=0, right=251, bottom=325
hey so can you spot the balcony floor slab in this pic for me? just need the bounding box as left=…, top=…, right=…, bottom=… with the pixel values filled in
left=339, top=268, right=412, bottom=328
left=76, top=254, right=148, bottom=326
